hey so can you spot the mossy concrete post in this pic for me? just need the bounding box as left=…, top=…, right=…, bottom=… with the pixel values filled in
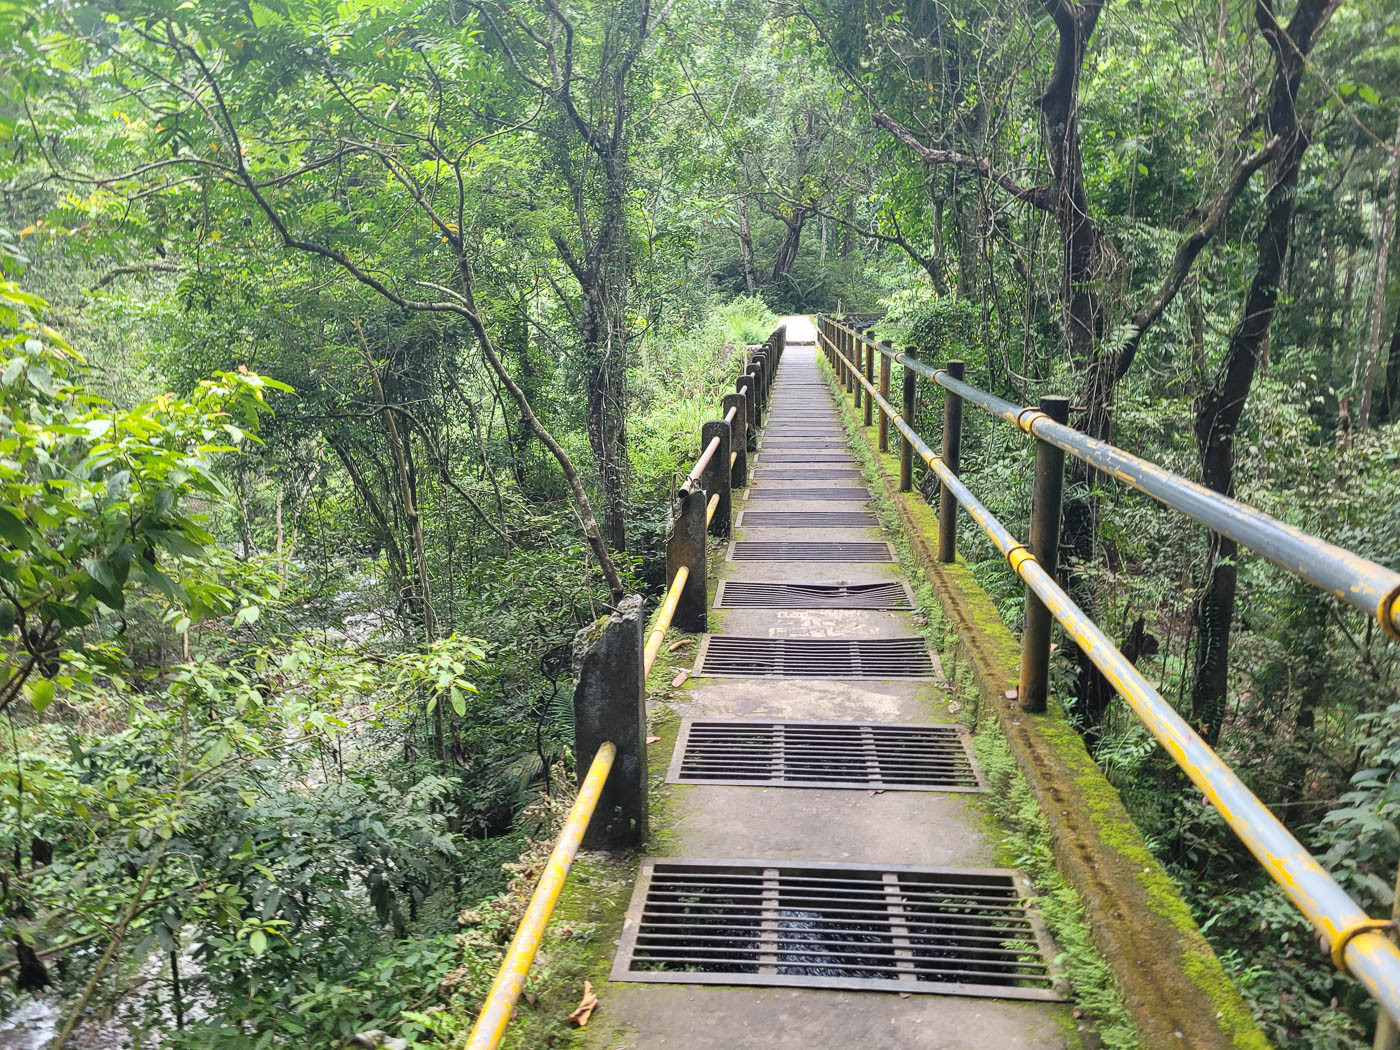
left=1020, top=395, right=1069, bottom=713
left=748, top=360, right=765, bottom=426
left=736, top=375, right=757, bottom=448
left=845, top=329, right=856, bottom=411
left=771, top=324, right=786, bottom=369
left=701, top=419, right=733, bottom=537
left=753, top=352, right=768, bottom=409
left=900, top=346, right=917, bottom=491
left=878, top=345, right=891, bottom=452
left=937, top=359, right=965, bottom=563
left=724, top=392, right=748, bottom=488
left=571, top=593, right=646, bottom=848
left=667, top=488, right=708, bottom=632
left=856, top=334, right=868, bottom=425
left=843, top=324, right=855, bottom=394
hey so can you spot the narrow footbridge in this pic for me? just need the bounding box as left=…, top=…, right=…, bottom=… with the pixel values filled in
left=465, top=317, right=1400, bottom=1049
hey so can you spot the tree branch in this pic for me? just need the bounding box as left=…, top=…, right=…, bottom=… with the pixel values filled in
left=872, top=111, right=1052, bottom=211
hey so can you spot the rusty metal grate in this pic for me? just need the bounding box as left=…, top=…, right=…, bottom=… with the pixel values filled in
left=736, top=510, right=879, bottom=528
left=613, top=859, right=1061, bottom=1000
left=755, top=468, right=864, bottom=481
left=729, top=541, right=894, bottom=562
left=715, top=580, right=912, bottom=609
left=693, top=636, right=935, bottom=679
left=668, top=719, right=981, bottom=791
left=744, top=487, right=868, bottom=501
left=756, top=452, right=858, bottom=463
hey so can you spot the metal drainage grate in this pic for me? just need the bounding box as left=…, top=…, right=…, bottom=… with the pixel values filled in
left=756, top=468, right=864, bottom=481
left=756, top=452, right=858, bottom=464
left=668, top=719, right=981, bottom=791
left=613, top=859, right=1061, bottom=1000
left=693, top=636, right=935, bottom=679
left=715, top=581, right=913, bottom=609
left=736, top=511, right=879, bottom=528
left=729, top=541, right=894, bottom=562
left=744, top=487, right=868, bottom=501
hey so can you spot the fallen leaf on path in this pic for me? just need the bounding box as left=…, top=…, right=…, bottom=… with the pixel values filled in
left=671, top=670, right=689, bottom=688
left=566, top=980, right=599, bottom=1027
left=668, top=638, right=693, bottom=652
left=1004, top=688, right=1018, bottom=700
left=947, top=700, right=961, bottom=714
left=645, top=735, right=660, bottom=744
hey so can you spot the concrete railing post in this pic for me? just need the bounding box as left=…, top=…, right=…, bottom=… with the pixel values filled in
left=746, top=363, right=764, bottom=428
left=736, top=374, right=757, bottom=448
left=900, top=347, right=917, bottom=491
left=845, top=330, right=856, bottom=414
left=753, top=353, right=768, bottom=409
left=937, top=359, right=965, bottom=563
left=701, top=419, right=733, bottom=537
left=667, top=488, right=708, bottom=632
left=772, top=324, right=786, bottom=369
left=844, top=325, right=855, bottom=394
left=863, top=339, right=878, bottom=427
left=724, top=392, right=748, bottom=488
left=1019, top=395, right=1069, bottom=713
left=571, top=594, right=647, bottom=847
left=878, top=344, right=891, bottom=452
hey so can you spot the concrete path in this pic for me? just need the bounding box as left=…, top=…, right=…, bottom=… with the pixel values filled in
left=586, top=322, right=1071, bottom=1049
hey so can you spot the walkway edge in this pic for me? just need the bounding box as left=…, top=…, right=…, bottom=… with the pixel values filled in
left=832, top=374, right=1269, bottom=1050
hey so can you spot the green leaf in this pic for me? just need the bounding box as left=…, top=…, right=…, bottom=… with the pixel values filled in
left=28, top=679, right=54, bottom=713
left=0, top=508, right=30, bottom=550
left=1358, top=84, right=1380, bottom=105
left=249, top=929, right=268, bottom=955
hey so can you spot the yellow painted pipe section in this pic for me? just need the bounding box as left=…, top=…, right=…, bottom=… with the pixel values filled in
left=643, top=565, right=689, bottom=677
left=706, top=491, right=721, bottom=526
left=464, top=741, right=616, bottom=1050
left=818, top=326, right=1400, bottom=1024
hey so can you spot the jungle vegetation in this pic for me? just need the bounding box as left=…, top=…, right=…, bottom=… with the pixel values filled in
left=0, top=0, right=1397, bottom=1046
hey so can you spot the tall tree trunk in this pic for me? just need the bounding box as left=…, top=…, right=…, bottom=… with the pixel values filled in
left=1380, top=307, right=1400, bottom=424
left=735, top=197, right=758, bottom=295
left=1357, top=114, right=1400, bottom=428
left=771, top=211, right=807, bottom=281
left=1190, top=0, right=1338, bottom=746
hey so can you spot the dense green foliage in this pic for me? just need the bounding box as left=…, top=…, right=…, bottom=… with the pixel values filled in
left=0, top=0, right=1398, bottom=1046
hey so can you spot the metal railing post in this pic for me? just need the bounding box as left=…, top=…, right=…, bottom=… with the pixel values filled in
left=937, top=359, right=965, bottom=563
left=667, top=488, right=708, bottom=632
left=701, top=419, right=733, bottom=537
left=571, top=594, right=646, bottom=847
left=1019, top=395, right=1069, bottom=713
left=724, top=392, right=748, bottom=488
left=900, top=347, right=917, bottom=491
left=878, top=344, right=891, bottom=451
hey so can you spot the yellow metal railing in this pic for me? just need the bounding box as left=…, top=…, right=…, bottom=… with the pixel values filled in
left=817, top=320, right=1400, bottom=1028
left=464, top=324, right=784, bottom=1049
left=643, top=565, right=689, bottom=677
left=464, top=741, right=616, bottom=1050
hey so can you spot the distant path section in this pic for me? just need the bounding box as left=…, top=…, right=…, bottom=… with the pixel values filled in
left=776, top=313, right=816, bottom=344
